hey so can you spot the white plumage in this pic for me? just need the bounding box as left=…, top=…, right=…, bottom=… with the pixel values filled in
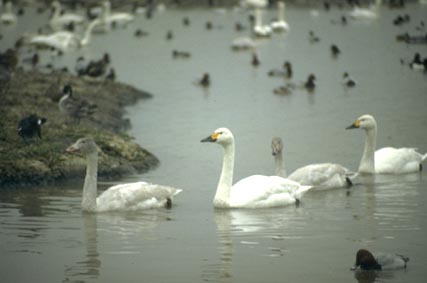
left=349, top=0, right=381, bottom=20
left=201, top=128, right=312, bottom=209
left=50, top=1, right=85, bottom=30
left=102, top=1, right=134, bottom=29
left=346, top=114, right=427, bottom=174
left=66, top=137, right=182, bottom=212
left=0, top=2, right=17, bottom=24
left=270, top=2, right=290, bottom=32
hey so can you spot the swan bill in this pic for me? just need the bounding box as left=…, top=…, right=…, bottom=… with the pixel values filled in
left=201, top=133, right=218, bottom=143
left=346, top=120, right=360, bottom=130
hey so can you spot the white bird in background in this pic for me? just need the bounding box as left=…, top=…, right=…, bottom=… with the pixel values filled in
left=346, top=114, right=427, bottom=174
left=271, top=137, right=354, bottom=190
left=102, top=1, right=134, bottom=29
left=253, top=8, right=272, bottom=37
left=349, top=0, right=382, bottom=20
left=271, top=1, right=290, bottom=32
left=201, top=128, right=312, bottom=209
left=66, top=137, right=182, bottom=212
left=242, top=0, right=267, bottom=9
left=0, top=2, right=17, bottom=25
left=50, top=1, right=85, bottom=30
left=29, top=19, right=101, bottom=51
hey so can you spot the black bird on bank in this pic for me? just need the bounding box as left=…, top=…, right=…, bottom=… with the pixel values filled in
left=17, top=114, right=46, bottom=143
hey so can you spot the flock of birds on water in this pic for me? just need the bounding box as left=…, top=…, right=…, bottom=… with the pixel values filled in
left=1, top=0, right=427, bottom=275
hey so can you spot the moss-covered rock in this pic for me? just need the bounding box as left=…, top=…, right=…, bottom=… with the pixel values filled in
left=0, top=70, right=158, bottom=187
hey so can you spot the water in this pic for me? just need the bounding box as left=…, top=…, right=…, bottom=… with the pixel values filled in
left=1, top=3, right=427, bottom=282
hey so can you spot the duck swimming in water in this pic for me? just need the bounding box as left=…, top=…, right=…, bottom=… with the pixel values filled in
left=351, top=249, right=409, bottom=271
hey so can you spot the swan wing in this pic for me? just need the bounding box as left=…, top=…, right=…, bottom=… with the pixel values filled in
left=230, top=175, right=310, bottom=208
left=375, top=147, right=424, bottom=174
left=96, top=181, right=182, bottom=211
left=289, top=163, right=349, bottom=189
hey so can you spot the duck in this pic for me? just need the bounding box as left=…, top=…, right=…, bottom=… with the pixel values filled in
left=331, top=44, right=341, bottom=57
left=351, top=249, right=409, bottom=271
left=166, top=30, right=174, bottom=40
left=102, top=1, right=134, bottom=29
left=271, top=137, right=354, bottom=190
left=268, top=61, right=292, bottom=78
left=253, top=8, right=272, bottom=37
left=29, top=18, right=101, bottom=52
left=17, top=114, right=46, bottom=143
left=0, top=2, right=17, bottom=25
left=309, top=30, right=320, bottom=43
left=273, top=85, right=292, bottom=95
left=201, top=128, right=312, bottom=208
left=196, top=73, right=210, bottom=87
left=172, top=50, right=191, bottom=59
left=251, top=52, right=260, bottom=66
left=409, top=53, right=426, bottom=70
left=270, top=2, right=290, bottom=32
left=231, top=37, right=256, bottom=51
left=349, top=0, right=381, bottom=20
left=304, top=74, right=316, bottom=91
left=343, top=72, right=356, bottom=87
left=50, top=1, right=85, bottom=30
left=58, top=84, right=97, bottom=122
left=66, top=137, right=182, bottom=212
left=84, top=53, right=110, bottom=78
left=346, top=114, right=427, bottom=174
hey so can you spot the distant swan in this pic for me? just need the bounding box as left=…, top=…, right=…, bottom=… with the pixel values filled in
left=50, top=1, right=85, bottom=30
left=253, top=8, right=272, bottom=37
left=349, top=0, right=381, bottom=20
left=270, top=1, right=289, bottom=32
left=30, top=19, right=101, bottom=51
left=66, top=137, right=182, bottom=212
left=0, top=2, right=17, bottom=25
left=231, top=37, right=256, bottom=51
left=346, top=114, right=427, bottom=174
left=201, top=128, right=312, bottom=208
left=271, top=137, right=353, bottom=190
left=102, top=1, right=134, bottom=28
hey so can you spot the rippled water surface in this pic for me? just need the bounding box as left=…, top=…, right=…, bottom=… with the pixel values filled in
left=1, top=2, right=427, bottom=283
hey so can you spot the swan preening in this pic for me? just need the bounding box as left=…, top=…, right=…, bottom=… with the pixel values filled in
left=351, top=249, right=409, bottom=271
left=201, top=128, right=312, bottom=208
left=66, top=137, right=182, bottom=212
left=349, top=0, right=381, bottom=20
left=346, top=114, right=427, bottom=174
left=29, top=19, right=101, bottom=51
left=253, top=8, right=272, bottom=37
left=271, top=137, right=353, bottom=190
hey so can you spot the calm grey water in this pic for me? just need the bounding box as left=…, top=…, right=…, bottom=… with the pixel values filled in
left=1, top=3, right=427, bottom=283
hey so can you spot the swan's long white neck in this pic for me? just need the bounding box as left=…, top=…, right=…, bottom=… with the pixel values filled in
left=278, top=3, right=285, bottom=22
left=214, top=142, right=235, bottom=208
left=255, top=8, right=262, bottom=27
left=82, top=151, right=98, bottom=212
left=80, top=20, right=98, bottom=46
left=51, top=4, right=61, bottom=21
left=274, top=151, right=287, bottom=178
left=359, top=127, right=377, bottom=174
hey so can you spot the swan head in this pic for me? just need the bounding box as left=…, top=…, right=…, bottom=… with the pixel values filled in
left=346, top=114, right=376, bottom=131
left=271, top=137, right=283, bottom=156
left=201, top=128, right=233, bottom=146
left=66, top=137, right=98, bottom=155
left=351, top=249, right=382, bottom=271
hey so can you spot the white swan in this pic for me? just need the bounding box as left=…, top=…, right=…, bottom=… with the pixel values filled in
left=253, top=8, right=272, bottom=37
left=102, top=1, right=134, bottom=28
left=0, top=2, right=17, bottom=25
left=346, top=114, right=427, bottom=174
left=66, top=137, right=182, bottom=212
left=243, top=0, right=267, bottom=8
left=201, top=128, right=312, bottom=208
left=231, top=37, right=256, bottom=51
left=50, top=1, right=85, bottom=30
left=271, top=137, right=353, bottom=190
left=349, top=0, right=381, bottom=20
left=29, top=19, right=101, bottom=51
left=270, top=2, right=290, bottom=32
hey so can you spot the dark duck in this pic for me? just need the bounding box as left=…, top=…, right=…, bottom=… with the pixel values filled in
left=58, top=84, right=97, bottom=122
left=17, top=114, right=46, bottom=143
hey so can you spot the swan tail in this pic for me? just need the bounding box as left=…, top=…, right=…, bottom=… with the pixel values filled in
left=421, top=153, right=427, bottom=162
left=293, top=185, right=313, bottom=201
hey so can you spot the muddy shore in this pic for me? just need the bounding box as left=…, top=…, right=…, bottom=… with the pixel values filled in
left=0, top=70, right=159, bottom=187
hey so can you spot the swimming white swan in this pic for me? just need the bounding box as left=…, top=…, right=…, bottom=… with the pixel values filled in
left=349, top=0, right=381, bottom=20
left=270, top=2, right=290, bottom=32
left=271, top=137, right=353, bottom=190
left=0, top=2, right=17, bottom=24
left=50, top=1, right=85, bottom=30
left=253, top=8, right=272, bottom=37
left=29, top=19, right=101, bottom=51
left=201, top=128, right=312, bottom=208
left=66, top=137, right=182, bottom=212
left=346, top=114, right=427, bottom=174
left=102, top=1, right=134, bottom=28
left=231, top=37, right=256, bottom=51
